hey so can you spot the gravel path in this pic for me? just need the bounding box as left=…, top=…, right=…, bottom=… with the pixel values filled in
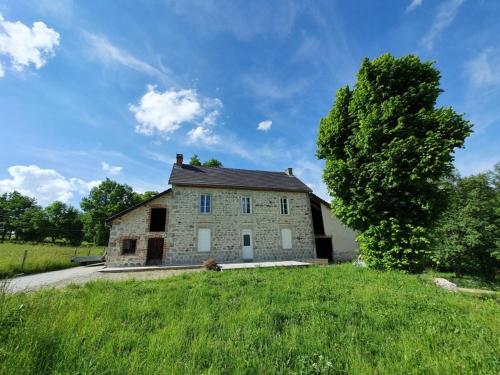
left=4, top=266, right=202, bottom=293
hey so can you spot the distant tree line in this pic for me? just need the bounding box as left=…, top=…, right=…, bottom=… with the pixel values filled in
left=0, top=156, right=224, bottom=247
left=0, top=192, right=83, bottom=244
left=0, top=179, right=158, bottom=246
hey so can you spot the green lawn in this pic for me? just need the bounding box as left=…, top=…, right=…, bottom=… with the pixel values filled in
left=421, top=270, right=499, bottom=291
left=1, top=265, right=498, bottom=374
left=0, top=242, right=103, bottom=278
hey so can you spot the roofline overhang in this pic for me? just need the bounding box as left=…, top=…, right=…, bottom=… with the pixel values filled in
left=105, top=188, right=172, bottom=224
left=309, top=192, right=331, bottom=209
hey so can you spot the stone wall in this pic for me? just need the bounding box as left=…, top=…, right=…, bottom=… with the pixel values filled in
left=107, top=186, right=316, bottom=266
left=106, top=192, right=172, bottom=267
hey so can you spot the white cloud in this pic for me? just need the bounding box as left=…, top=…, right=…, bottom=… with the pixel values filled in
left=465, top=49, right=500, bottom=87
left=101, top=161, right=122, bottom=175
left=406, top=0, right=423, bottom=13
left=257, top=120, right=272, bottom=131
left=421, top=0, right=464, bottom=51
left=130, top=85, right=222, bottom=138
left=83, top=31, right=170, bottom=83
left=0, top=13, right=60, bottom=76
left=0, top=165, right=99, bottom=205
left=186, top=126, right=220, bottom=145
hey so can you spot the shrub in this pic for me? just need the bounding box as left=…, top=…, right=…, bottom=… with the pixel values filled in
left=203, top=258, right=221, bottom=271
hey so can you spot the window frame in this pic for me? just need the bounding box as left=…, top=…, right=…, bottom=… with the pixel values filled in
left=121, top=239, right=137, bottom=255
left=280, top=197, right=289, bottom=215
left=241, top=196, right=252, bottom=214
left=200, top=194, right=211, bottom=214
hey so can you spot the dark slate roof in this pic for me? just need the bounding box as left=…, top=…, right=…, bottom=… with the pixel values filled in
left=169, top=164, right=312, bottom=192
left=309, top=193, right=331, bottom=208
left=106, top=189, right=172, bottom=223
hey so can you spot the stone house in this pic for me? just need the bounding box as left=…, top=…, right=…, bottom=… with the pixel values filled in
left=105, top=154, right=358, bottom=267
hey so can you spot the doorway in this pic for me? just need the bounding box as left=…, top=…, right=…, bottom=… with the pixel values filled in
left=146, top=238, right=164, bottom=265
left=242, top=229, right=253, bottom=261
left=315, top=237, right=333, bottom=262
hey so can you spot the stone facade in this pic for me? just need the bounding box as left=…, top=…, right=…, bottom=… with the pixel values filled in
left=107, top=186, right=316, bottom=266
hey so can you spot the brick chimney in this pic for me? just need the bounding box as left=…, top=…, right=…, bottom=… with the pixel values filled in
left=285, top=167, right=293, bottom=176
left=176, top=153, right=184, bottom=166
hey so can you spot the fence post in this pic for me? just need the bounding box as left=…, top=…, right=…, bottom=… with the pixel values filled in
left=87, top=248, right=91, bottom=256
left=21, top=250, right=28, bottom=270
left=74, top=248, right=77, bottom=256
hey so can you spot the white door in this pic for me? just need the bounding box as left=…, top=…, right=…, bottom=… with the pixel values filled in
left=242, top=229, right=253, bottom=260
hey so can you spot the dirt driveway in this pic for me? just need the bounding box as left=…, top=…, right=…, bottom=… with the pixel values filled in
left=4, top=266, right=202, bottom=293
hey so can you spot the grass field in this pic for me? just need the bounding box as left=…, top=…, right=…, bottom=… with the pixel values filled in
left=0, top=264, right=498, bottom=374
left=421, top=270, right=499, bottom=291
left=0, top=242, right=103, bottom=278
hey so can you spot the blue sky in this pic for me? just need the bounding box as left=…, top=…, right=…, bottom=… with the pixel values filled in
left=0, top=0, right=499, bottom=207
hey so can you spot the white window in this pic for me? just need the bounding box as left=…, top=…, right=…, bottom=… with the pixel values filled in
left=241, top=196, right=252, bottom=214
left=281, top=228, right=292, bottom=249
left=200, top=194, right=211, bottom=213
left=280, top=197, right=289, bottom=215
left=197, top=228, right=211, bottom=252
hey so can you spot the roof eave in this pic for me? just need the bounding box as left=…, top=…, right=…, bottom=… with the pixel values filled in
left=106, top=188, right=172, bottom=224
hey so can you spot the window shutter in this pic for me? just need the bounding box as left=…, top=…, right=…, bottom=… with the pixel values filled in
left=281, top=228, right=292, bottom=249
left=197, top=228, right=211, bottom=252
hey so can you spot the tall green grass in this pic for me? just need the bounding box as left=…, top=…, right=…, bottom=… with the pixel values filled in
left=0, top=242, right=103, bottom=278
left=1, top=264, right=498, bottom=374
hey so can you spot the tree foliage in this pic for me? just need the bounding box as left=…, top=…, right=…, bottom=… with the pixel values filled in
left=80, top=178, right=142, bottom=245
left=188, top=154, right=223, bottom=168
left=0, top=192, right=83, bottom=244
left=140, top=191, right=159, bottom=201
left=189, top=154, right=202, bottom=166
left=317, top=54, right=472, bottom=272
left=203, top=159, right=223, bottom=168
left=45, top=201, right=84, bottom=245
left=432, top=165, right=499, bottom=279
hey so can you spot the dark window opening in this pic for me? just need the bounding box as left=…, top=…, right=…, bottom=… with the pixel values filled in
left=311, top=201, right=325, bottom=235
left=150, top=208, right=167, bottom=232
left=122, top=239, right=137, bottom=255
left=243, top=234, right=251, bottom=246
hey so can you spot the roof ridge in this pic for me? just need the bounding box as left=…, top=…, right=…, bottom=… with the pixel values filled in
left=179, top=164, right=289, bottom=175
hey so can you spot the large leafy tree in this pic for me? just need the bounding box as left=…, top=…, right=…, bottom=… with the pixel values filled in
left=44, top=201, right=68, bottom=243
left=44, top=201, right=84, bottom=245
left=5, top=191, right=38, bottom=241
left=80, top=179, right=142, bottom=245
left=317, top=54, right=472, bottom=272
left=433, top=165, right=499, bottom=279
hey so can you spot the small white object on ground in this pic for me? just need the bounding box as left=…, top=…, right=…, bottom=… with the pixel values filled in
left=434, top=277, right=459, bottom=292
left=353, top=255, right=367, bottom=268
